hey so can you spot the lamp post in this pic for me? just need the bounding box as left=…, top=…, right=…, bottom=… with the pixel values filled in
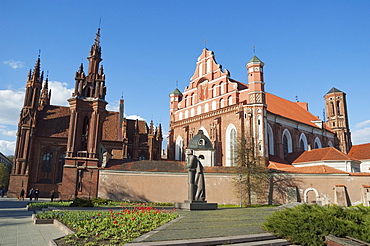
left=239, top=174, right=243, bottom=207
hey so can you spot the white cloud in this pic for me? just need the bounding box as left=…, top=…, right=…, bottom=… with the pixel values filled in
left=126, top=115, right=146, bottom=121
left=355, top=120, right=370, bottom=129
left=0, top=126, right=16, bottom=137
left=106, top=103, right=119, bottom=112
left=0, top=88, right=25, bottom=125
left=352, top=119, right=370, bottom=145
left=48, top=81, right=74, bottom=106
left=0, top=140, right=15, bottom=156
left=3, top=60, right=24, bottom=69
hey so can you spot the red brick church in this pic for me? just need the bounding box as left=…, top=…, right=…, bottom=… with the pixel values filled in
left=8, top=29, right=163, bottom=200
left=167, top=48, right=352, bottom=166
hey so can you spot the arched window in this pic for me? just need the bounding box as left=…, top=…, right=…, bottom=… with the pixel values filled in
left=299, top=133, right=308, bottom=151
left=205, top=103, right=209, bottom=113
left=220, top=82, right=225, bottom=94
left=197, top=106, right=202, bottom=115
left=220, top=98, right=225, bottom=108
left=212, top=101, right=217, bottom=110
left=41, top=150, right=53, bottom=173
left=178, top=112, right=183, bottom=120
left=190, top=108, right=195, bottom=117
left=175, top=136, right=184, bottom=161
left=185, top=110, right=189, bottom=119
left=228, top=96, right=232, bottom=106
left=314, top=137, right=322, bottom=149
left=56, top=151, right=66, bottom=183
left=282, top=129, right=293, bottom=156
left=226, top=124, right=237, bottom=167
left=212, top=85, right=216, bottom=97
left=330, top=102, right=335, bottom=116
left=82, top=117, right=89, bottom=151
left=207, top=59, right=211, bottom=73
left=336, top=101, right=341, bottom=115
left=328, top=140, right=333, bottom=147
left=267, top=124, right=274, bottom=155
left=199, top=63, right=203, bottom=76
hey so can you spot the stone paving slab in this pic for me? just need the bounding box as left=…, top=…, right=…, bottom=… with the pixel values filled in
left=138, top=207, right=277, bottom=242
left=0, top=198, right=66, bottom=246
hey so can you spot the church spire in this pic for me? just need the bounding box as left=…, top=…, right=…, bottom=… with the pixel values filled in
left=72, top=28, right=106, bottom=100
left=87, top=28, right=102, bottom=75
left=39, top=76, right=51, bottom=108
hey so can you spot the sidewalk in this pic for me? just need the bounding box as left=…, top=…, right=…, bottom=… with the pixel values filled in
left=0, top=197, right=65, bottom=246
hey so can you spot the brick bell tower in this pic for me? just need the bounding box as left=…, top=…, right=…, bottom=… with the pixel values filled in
left=324, top=87, right=352, bottom=154
left=8, top=57, right=43, bottom=198
left=246, top=56, right=268, bottom=161
left=59, top=28, right=107, bottom=200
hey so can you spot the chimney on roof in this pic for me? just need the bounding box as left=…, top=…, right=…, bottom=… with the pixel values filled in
left=307, top=144, right=312, bottom=151
left=296, top=101, right=308, bottom=111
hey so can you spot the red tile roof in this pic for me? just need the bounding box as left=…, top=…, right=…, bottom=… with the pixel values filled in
left=266, top=92, right=331, bottom=131
left=102, top=111, right=122, bottom=141
left=292, top=147, right=355, bottom=163
left=268, top=162, right=293, bottom=169
left=105, top=160, right=237, bottom=173
left=275, top=165, right=348, bottom=174
left=36, top=105, right=70, bottom=138
left=348, top=143, right=370, bottom=160
left=349, top=172, right=370, bottom=176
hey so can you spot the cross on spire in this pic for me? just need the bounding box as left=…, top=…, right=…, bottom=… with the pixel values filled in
left=203, top=38, right=208, bottom=48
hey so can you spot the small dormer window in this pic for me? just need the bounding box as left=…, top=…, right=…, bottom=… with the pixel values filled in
left=198, top=139, right=205, bottom=145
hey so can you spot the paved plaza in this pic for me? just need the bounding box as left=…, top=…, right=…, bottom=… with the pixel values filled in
left=0, top=197, right=288, bottom=245
left=0, top=197, right=66, bottom=246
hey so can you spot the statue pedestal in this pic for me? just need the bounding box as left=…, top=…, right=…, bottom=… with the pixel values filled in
left=174, top=200, right=218, bottom=211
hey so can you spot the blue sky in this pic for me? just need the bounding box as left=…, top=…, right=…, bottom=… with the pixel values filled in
left=1, top=1, right=370, bottom=155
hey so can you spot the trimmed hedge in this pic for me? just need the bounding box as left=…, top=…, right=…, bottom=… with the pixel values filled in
left=69, top=197, right=94, bottom=207
left=263, top=204, right=370, bottom=246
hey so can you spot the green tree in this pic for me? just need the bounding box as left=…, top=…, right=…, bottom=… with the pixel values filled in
left=0, top=162, right=11, bottom=188
left=234, top=135, right=269, bottom=207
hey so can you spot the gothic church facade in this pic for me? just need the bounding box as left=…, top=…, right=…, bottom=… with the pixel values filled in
left=8, top=29, right=163, bottom=199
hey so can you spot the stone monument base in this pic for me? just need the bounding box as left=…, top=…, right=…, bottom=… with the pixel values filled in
left=174, top=200, right=218, bottom=211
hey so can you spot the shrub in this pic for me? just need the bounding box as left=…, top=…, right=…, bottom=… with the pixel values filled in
left=263, top=204, right=370, bottom=246
left=90, top=197, right=112, bottom=205
left=69, top=197, right=94, bottom=207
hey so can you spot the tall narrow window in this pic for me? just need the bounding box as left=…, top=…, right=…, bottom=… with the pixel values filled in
left=283, top=135, right=289, bottom=156
left=336, top=101, right=341, bottom=115
left=226, top=124, right=237, bottom=167
left=56, top=151, right=66, bottom=183
left=230, top=129, right=236, bottom=166
left=212, top=85, right=216, bottom=97
left=228, top=96, right=232, bottom=106
left=82, top=117, right=89, bottom=151
left=207, top=59, right=211, bottom=73
left=212, top=101, right=217, bottom=110
left=175, top=136, right=184, bottom=161
left=330, top=102, right=335, bottom=116
left=41, top=151, right=53, bottom=173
